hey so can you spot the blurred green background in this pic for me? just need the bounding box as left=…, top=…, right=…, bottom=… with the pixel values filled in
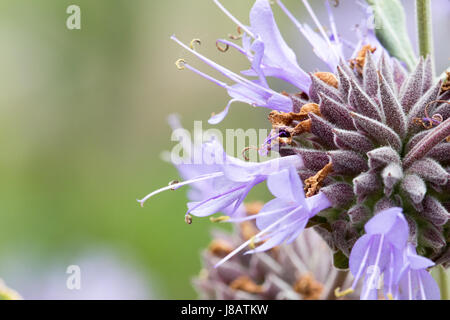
left=0, top=0, right=447, bottom=299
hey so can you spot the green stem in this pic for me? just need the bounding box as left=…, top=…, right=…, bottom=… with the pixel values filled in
left=415, top=0, right=435, bottom=76
left=438, top=266, right=449, bottom=300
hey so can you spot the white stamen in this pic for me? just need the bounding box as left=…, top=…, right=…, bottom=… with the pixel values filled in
left=171, top=35, right=290, bottom=110
left=408, top=270, right=413, bottom=300
left=418, top=272, right=427, bottom=300
left=137, top=172, right=224, bottom=207
left=386, top=249, right=395, bottom=298
left=226, top=205, right=295, bottom=223
left=171, top=35, right=270, bottom=93
left=277, top=1, right=306, bottom=34
left=301, top=0, right=341, bottom=62
left=212, top=0, right=255, bottom=38
left=325, top=0, right=340, bottom=47
left=351, top=237, right=374, bottom=290
left=362, top=234, right=384, bottom=300
left=183, top=63, right=228, bottom=88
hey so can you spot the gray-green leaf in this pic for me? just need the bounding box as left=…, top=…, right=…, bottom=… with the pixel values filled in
left=366, top=0, right=417, bottom=70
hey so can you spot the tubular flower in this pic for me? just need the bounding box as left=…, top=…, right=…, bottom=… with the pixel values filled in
left=394, top=244, right=440, bottom=300
left=340, top=208, right=440, bottom=300
left=214, top=166, right=332, bottom=267
left=162, top=115, right=245, bottom=217
left=173, top=0, right=386, bottom=124
left=138, top=122, right=304, bottom=218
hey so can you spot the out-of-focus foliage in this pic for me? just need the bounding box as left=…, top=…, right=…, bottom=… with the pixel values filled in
left=366, top=0, right=417, bottom=69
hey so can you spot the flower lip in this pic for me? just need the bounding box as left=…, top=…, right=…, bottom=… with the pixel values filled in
left=364, top=207, right=404, bottom=234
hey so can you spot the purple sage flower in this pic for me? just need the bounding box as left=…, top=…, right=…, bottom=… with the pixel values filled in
left=340, top=208, right=441, bottom=300
left=342, top=207, right=410, bottom=300
left=394, top=244, right=440, bottom=300
left=138, top=131, right=304, bottom=219
left=214, top=166, right=332, bottom=267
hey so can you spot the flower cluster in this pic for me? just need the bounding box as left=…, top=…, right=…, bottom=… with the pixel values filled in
left=341, top=207, right=440, bottom=300
left=141, top=0, right=449, bottom=300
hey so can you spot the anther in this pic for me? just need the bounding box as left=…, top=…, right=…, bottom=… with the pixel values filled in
left=228, top=26, right=242, bottom=40
left=185, top=214, right=193, bottom=225
left=175, top=58, right=186, bottom=70
left=334, top=287, right=354, bottom=298
left=387, top=293, right=394, bottom=300
left=189, top=38, right=201, bottom=50
left=216, top=40, right=229, bottom=53
left=169, top=180, right=180, bottom=190
left=242, top=146, right=259, bottom=161
left=249, top=236, right=256, bottom=249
